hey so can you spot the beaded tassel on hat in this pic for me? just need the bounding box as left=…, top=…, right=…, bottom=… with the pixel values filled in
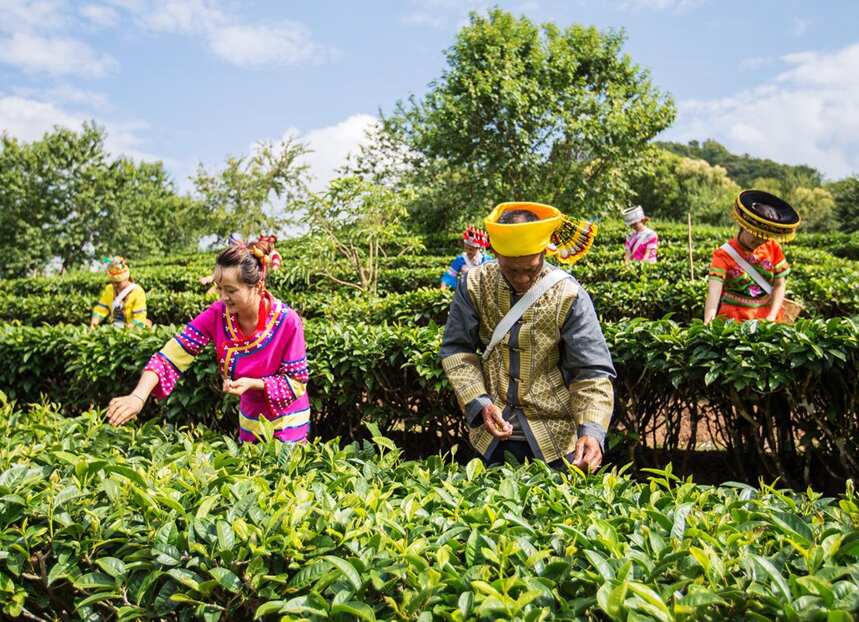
left=546, top=218, right=598, bottom=265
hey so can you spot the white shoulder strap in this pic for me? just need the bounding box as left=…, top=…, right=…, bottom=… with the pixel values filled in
left=482, top=269, right=574, bottom=362
left=112, top=282, right=137, bottom=310
left=720, top=243, right=772, bottom=295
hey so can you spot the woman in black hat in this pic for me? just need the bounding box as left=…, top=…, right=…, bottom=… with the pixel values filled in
left=704, top=190, right=800, bottom=323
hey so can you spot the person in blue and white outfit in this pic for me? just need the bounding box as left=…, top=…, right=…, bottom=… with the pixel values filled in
left=440, top=225, right=491, bottom=289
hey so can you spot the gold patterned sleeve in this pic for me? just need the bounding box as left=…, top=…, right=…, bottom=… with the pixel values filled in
left=569, top=377, right=614, bottom=431
left=441, top=352, right=489, bottom=412
left=439, top=275, right=490, bottom=421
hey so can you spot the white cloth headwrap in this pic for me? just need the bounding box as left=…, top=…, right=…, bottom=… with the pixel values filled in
left=623, top=205, right=646, bottom=226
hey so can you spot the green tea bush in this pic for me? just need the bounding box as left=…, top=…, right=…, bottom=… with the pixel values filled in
left=0, top=318, right=856, bottom=489
left=1, top=402, right=858, bottom=621
left=3, top=238, right=858, bottom=328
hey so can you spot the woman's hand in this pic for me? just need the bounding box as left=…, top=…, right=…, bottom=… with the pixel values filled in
left=107, top=394, right=144, bottom=426
left=223, top=377, right=265, bottom=396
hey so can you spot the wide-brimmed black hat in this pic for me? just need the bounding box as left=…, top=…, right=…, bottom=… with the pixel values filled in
left=732, top=190, right=801, bottom=242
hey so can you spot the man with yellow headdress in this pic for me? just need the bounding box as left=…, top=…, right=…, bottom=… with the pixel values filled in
left=90, top=257, right=149, bottom=329
left=704, top=190, right=801, bottom=324
left=440, top=202, right=614, bottom=470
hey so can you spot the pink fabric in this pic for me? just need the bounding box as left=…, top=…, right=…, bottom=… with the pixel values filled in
left=624, top=228, right=659, bottom=263
left=146, top=354, right=182, bottom=399
left=144, top=294, right=310, bottom=443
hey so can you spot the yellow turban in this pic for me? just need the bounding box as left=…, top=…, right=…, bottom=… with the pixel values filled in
left=484, top=202, right=597, bottom=265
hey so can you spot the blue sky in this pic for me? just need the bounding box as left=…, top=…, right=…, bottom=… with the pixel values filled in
left=2, top=0, right=858, bottom=192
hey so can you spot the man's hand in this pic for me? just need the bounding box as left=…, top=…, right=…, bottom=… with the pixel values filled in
left=572, top=435, right=602, bottom=472
left=107, top=395, right=144, bottom=426
left=482, top=403, right=512, bottom=439
left=223, top=377, right=265, bottom=396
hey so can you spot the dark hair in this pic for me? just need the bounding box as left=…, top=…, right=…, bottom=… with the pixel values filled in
left=498, top=209, right=540, bottom=224
left=215, top=238, right=276, bottom=286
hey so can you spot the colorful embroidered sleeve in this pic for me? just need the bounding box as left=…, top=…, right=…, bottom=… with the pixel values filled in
left=441, top=255, right=466, bottom=288
left=708, top=249, right=730, bottom=282
left=262, top=312, right=309, bottom=418
left=125, top=287, right=147, bottom=328
left=91, top=284, right=113, bottom=322
left=144, top=302, right=218, bottom=399
left=769, top=241, right=790, bottom=279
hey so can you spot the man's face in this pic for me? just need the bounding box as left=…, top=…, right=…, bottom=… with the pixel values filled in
left=496, top=252, right=544, bottom=294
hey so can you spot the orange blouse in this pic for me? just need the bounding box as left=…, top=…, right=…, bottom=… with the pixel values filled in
left=708, top=239, right=790, bottom=321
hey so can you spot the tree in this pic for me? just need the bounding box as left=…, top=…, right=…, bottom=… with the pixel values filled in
left=630, top=149, right=739, bottom=224
left=97, top=160, right=206, bottom=259
left=658, top=139, right=823, bottom=189
left=352, top=9, right=675, bottom=233
left=0, top=123, right=204, bottom=278
left=827, top=176, right=859, bottom=233
left=302, top=177, right=422, bottom=296
left=788, top=186, right=837, bottom=232
left=192, top=138, right=309, bottom=245
left=0, top=124, right=111, bottom=276
left=751, top=178, right=838, bottom=232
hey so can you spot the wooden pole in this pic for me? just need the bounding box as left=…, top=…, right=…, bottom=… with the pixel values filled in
left=687, top=211, right=695, bottom=280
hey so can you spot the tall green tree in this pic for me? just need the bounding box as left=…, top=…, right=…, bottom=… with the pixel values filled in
left=630, top=149, right=739, bottom=225
left=192, top=138, right=309, bottom=245
left=351, top=9, right=675, bottom=233
left=0, top=124, right=110, bottom=276
left=658, top=139, right=823, bottom=189
left=0, top=123, right=203, bottom=278
left=97, top=160, right=206, bottom=259
left=827, top=176, right=859, bottom=233
left=752, top=177, right=838, bottom=232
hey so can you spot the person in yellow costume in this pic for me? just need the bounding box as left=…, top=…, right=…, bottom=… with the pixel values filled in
left=440, top=202, right=614, bottom=471
left=90, top=257, right=149, bottom=329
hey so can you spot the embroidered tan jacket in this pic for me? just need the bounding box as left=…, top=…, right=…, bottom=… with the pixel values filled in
left=440, top=262, right=614, bottom=463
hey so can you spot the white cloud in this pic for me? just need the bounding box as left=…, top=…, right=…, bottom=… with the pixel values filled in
left=666, top=42, right=859, bottom=179
left=0, top=94, right=84, bottom=141
left=80, top=3, right=121, bottom=27
left=136, top=0, right=220, bottom=33
left=12, top=83, right=111, bottom=110
left=2, top=1, right=332, bottom=71
left=777, top=44, right=859, bottom=88
left=208, top=22, right=331, bottom=67
left=401, top=0, right=492, bottom=28
left=271, top=114, right=379, bottom=191
left=0, top=93, right=163, bottom=162
left=118, top=0, right=334, bottom=67
left=0, top=0, right=68, bottom=34
left=0, top=31, right=116, bottom=76
left=0, top=1, right=113, bottom=77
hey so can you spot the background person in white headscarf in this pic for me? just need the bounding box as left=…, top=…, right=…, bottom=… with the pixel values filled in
left=622, top=206, right=658, bottom=264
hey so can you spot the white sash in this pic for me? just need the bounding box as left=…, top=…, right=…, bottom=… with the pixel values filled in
left=720, top=243, right=772, bottom=294
left=482, top=269, right=573, bottom=362
left=111, top=283, right=137, bottom=325
left=628, top=229, right=655, bottom=258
